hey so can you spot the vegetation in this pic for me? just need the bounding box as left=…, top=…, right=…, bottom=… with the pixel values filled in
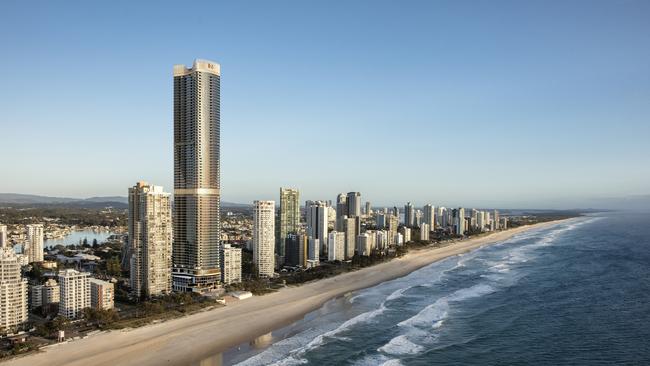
left=0, top=206, right=126, bottom=227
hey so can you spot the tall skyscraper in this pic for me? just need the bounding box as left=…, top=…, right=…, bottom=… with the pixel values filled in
left=335, top=194, right=348, bottom=231
left=344, top=216, right=360, bottom=259
left=253, top=201, right=275, bottom=277
left=456, top=208, right=466, bottom=235
left=346, top=192, right=361, bottom=218
left=423, top=204, right=435, bottom=229
left=128, top=182, right=173, bottom=298
left=404, top=202, right=415, bottom=227
left=58, top=269, right=90, bottom=319
left=365, top=201, right=372, bottom=216
left=307, top=201, right=329, bottom=256
left=0, top=247, right=28, bottom=330
left=0, top=224, right=7, bottom=248
left=173, top=59, right=222, bottom=292
left=285, top=233, right=308, bottom=267
left=25, top=224, right=44, bottom=263
left=278, top=188, right=300, bottom=261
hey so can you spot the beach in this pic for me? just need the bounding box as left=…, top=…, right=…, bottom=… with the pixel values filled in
left=5, top=220, right=567, bottom=366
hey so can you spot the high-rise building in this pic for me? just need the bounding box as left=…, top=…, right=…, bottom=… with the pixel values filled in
left=399, top=227, right=411, bottom=243
left=0, top=247, right=28, bottom=330
left=278, top=188, right=300, bottom=262
left=307, top=237, right=319, bottom=265
left=344, top=216, right=360, bottom=259
left=455, top=208, right=466, bottom=235
left=25, top=224, right=44, bottom=263
left=493, top=210, right=500, bottom=230
left=58, top=269, right=90, bottom=319
left=0, top=224, right=7, bottom=248
left=307, top=201, right=329, bottom=256
left=423, top=204, right=435, bottom=229
left=222, top=244, right=242, bottom=285
left=128, top=182, right=173, bottom=298
left=89, top=278, right=114, bottom=310
left=285, top=233, right=308, bottom=267
left=404, top=202, right=415, bottom=227
left=42, top=279, right=59, bottom=306
left=173, top=59, right=222, bottom=292
left=356, top=233, right=372, bottom=256
left=376, top=213, right=387, bottom=229
left=420, top=223, right=430, bottom=241
left=335, top=194, right=347, bottom=232
left=253, top=201, right=275, bottom=277
left=327, top=231, right=345, bottom=261
left=365, top=201, right=372, bottom=216
left=346, top=192, right=361, bottom=218
left=415, top=209, right=423, bottom=227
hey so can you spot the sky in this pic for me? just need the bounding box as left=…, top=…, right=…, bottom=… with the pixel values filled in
left=0, top=0, right=649, bottom=209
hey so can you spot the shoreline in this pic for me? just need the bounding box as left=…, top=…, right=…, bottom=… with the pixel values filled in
left=4, top=219, right=572, bottom=366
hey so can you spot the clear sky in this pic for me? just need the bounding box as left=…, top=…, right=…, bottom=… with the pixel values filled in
left=1, top=0, right=649, bottom=208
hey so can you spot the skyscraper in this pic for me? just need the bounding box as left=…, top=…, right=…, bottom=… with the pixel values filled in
left=0, top=224, right=7, bottom=248
left=456, top=208, right=466, bottom=235
left=346, top=192, right=361, bottom=218
left=172, top=59, right=222, bottom=292
left=0, top=247, right=28, bottom=330
left=365, top=201, right=372, bottom=216
left=128, top=182, right=173, bottom=298
left=335, top=194, right=347, bottom=231
left=344, top=216, right=359, bottom=259
left=423, top=204, right=435, bottom=229
left=25, top=224, right=44, bottom=263
left=279, top=188, right=300, bottom=261
left=307, top=201, right=329, bottom=256
left=253, top=201, right=275, bottom=277
left=404, top=202, right=415, bottom=227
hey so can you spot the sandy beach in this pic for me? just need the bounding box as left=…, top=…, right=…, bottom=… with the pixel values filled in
left=4, top=220, right=568, bottom=366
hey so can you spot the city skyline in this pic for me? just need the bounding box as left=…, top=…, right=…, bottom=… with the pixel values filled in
left=1, top=1, right=649, bottom=209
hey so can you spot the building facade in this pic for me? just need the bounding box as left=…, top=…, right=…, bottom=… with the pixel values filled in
left=278, top=188, right=300, bottom=262
left=306, top=201, right=329, bottom=256
left=327, top=231, right=345, bottom=261
left=26, top=224, right=44, bottom=263
left=253, top=201, right=275, bottom=277
left=173, top=59, right=222, bottom=292
left=0, top=248, right=28, bottom=330
left=222, top=244, right=242, bottom=285
left=128, top=182, right=173, bottom=298
left=58, top=269, right=90, bottom=319
left=89, top=278, right=114, bottom=310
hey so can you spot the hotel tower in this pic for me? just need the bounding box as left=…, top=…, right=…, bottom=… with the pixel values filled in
left=172, top=59, right=222, bottom=292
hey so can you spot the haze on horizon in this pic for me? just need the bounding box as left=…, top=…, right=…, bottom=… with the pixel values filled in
left=0, top=0, right=649, bottom=209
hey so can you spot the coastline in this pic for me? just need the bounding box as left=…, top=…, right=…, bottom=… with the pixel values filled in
left=4, top=219, right=572, bottom=366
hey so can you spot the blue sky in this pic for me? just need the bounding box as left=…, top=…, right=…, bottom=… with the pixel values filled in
left=0, top=0, right=649, bottom=208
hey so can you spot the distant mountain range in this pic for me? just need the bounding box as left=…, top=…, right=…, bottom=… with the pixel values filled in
left=0, top=193, right=251, bottom=209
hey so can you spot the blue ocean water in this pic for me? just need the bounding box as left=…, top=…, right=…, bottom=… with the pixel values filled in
left=228, top=213, right=650, bottom=365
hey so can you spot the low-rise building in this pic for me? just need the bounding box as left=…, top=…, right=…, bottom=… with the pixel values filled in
left=89, top=278, right=114, bottom=310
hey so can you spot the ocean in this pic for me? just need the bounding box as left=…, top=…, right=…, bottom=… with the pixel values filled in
left=223, top=212, right=650, bottom=365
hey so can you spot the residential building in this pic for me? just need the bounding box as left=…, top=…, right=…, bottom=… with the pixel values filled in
left=346, top=192, right=361, bottom=218
left=58, top=269, right=90, bottom=319
left=306, top=201, right=329, bottom=256
left=128, top=182, right=173, bottom=298
left=365, top=201, right=372, bottom=216
left=423, top=204, right=435, bottom=229
left=253, top=201, right=275, bottom=277
left=404, top=202, right=415, bottom=227
left=0, top=224, right=7, bottom=248
left=420, top=223, right=430, bottom=241
left=307, top=237, right=319, bottom=264
left=327, top=231, right=345, bottom=261
left=335, top=194, right=347, bottom=231
left=344, top=216, right=359, bottom=259
left=222, top=244, right=242, bottom=285
left=278, top=188, right=300, bottom=263
left=26, top=224, right=44, bottom=263
left=173, top=59, right=222, bottom=292
left=90, top=278, right=114, bottom=310
left=0, top=248, right=28, bottom=330
left=285, top=233, right=307, bottom=267
left=356, top=233, right=372, bottom=256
